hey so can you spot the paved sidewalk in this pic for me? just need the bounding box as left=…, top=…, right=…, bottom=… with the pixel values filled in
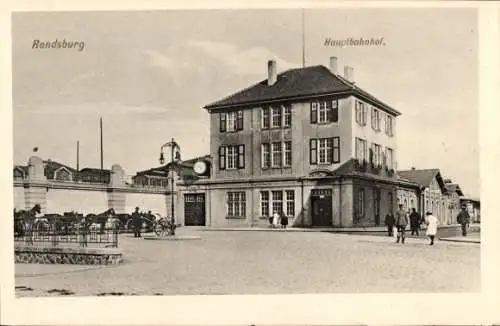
left=195, top=223, right=481, bottom=234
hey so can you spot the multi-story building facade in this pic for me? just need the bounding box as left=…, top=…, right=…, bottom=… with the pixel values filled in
left=176, top=57, right=417, bottom=228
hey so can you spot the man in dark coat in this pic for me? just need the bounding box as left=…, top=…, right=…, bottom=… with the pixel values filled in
left=385, top=213, right=395, bottom=237
left=409, top=208, right=421, bottom=236
left=457, top=206, right=471, bottom=236
left=131, top=207, right=142, bottom=238
left=395, top=204, right=409, bottom=244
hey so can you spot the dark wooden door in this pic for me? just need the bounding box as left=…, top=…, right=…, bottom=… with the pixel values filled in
left=311, top=189, right=333, bottom=227
left=184, top=194, right=206, bottom=226
left=374, top=188, right=381, bottom=225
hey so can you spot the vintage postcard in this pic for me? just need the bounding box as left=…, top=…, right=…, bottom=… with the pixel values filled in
left=1, top=1, right=499, bottom=325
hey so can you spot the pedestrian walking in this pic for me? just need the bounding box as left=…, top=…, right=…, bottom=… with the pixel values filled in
left=425, top=211, right=438, bottom=245
left=280, top=210, right=288, bottom=229
left=131, top=206, right=142, bottom=238
left=456, top=206, right=470, bottom=237
left=385, top=213, right=395, bottom=237
left=395, top=204, right=409, bottom=244
left=272, top=211, right=280, bottom=229
left=409, top=208, right=421, bottom=236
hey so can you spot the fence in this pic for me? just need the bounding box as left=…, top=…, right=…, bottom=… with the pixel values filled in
left=14, top=226, right=119, bottom=248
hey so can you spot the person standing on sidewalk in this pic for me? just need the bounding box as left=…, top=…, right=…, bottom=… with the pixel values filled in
left=131, top=207, right=142, bottom=238
left=425, top=211, right=438, bottom=245
left=280, top=210, right=288, bottom=229
left=409, top=208, right=421, bottom=236
left=385, top=213, right=395, bottom=237
left=395, top=204, right=409, bottom=244
left=456, top=206, right=470, bottom=236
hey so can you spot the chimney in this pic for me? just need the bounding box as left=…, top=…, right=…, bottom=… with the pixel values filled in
left=329, top=56, right=338, bottom=74
left=344, top=66, right=354, bottom=83
left=267, top=60, right=277, bottom=86
left=411, top=167, right=416, bottom=170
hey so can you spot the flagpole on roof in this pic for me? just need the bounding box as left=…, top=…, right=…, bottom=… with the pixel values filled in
left=100, top=117, right=103, bottom=172
left=301, top=8, right=306, bottom=68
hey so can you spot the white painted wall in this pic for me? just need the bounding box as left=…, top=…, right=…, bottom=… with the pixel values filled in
left=125, top=192, right=167, bottom=216
left=14, top=186, right=26, bottom=210
left=46, top=188, right=109, bottom=215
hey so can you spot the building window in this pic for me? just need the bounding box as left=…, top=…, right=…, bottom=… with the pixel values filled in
left=386, top=147, right=394, bottom=169
left=271, top=142, right=282, bottom=167
left=220, top=111, right=243, bottom=132
left=261, top=143, right=271, bottom=169
left=385, top=114, right=394, bottom=136
left=310, top=100, right=338, bottom=124
left=285, top=190, right=295, bottom=217
left=355, top=138, right=367, bottom=162
left=355, top=188, right=365, bottom=221
left=283, top=105, right=292, bottom=128
left=227, top=192, right=246, bottom=218
left=260, top=191, right=269, bottom=217
left=371, top=108, right=381, bottom=131
left=310, top=137, right=340, bottom=165
left=271, top=191, right=283, bottom=215
left=355, top=101, right=367, bottom=126
left=262, top=107, right=270, bottom=129
left=371, top=143, right=381, bottom=166
left=219, top=145, right=245, bottom=170
left=284, top=141, right=292, bottom=167
left=271, top=106, right=282, bottom=128
left=227, top=146, right=237, bottom=169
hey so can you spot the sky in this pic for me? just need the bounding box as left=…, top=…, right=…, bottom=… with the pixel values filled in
left=11, top=8, right=479, bottom=197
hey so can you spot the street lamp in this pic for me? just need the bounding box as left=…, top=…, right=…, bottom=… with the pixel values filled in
left=159, top=138, right=181, bottom=223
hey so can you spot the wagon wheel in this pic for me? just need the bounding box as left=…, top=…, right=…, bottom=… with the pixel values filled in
left=125, top=218, right=134, bottom=232
left=153, top=220, right=167, bottom=237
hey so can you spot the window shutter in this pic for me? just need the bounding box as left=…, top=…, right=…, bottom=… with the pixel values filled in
left=369, top=147, right=374, bottom=165
left=310, top=139, right=317, bottom=164
left=220, top=113, right=226, bottom=132
left=333, top=137, right=340, bottom=163
left=363, top=105, right=368, bottom=125
left=238, top=145, right=245, bottom=169
left=326, top=101, right=333, bottom=122
left=237, top=111, right=244, bottom=131
left=262, top=107, right=270, bottom=129
left=327, top=138, right=333, bottom=163
left=330, top=100, right=338, bottom=122
left=219, top=146, right=226, bottom=170
left=310, top=102, right=317, bottom=124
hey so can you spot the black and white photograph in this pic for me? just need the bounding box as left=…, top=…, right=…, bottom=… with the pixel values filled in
left=1, top=1, right=499, bottom=325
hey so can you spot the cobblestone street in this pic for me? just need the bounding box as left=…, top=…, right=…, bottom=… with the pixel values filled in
left=15, top=229, right=480, bottom=296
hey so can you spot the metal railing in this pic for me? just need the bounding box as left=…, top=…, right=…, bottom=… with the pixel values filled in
left=14, top=225, right=119, bottom=248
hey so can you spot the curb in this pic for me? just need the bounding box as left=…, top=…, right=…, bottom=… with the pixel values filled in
left=439, top=238, right=480, bottom=244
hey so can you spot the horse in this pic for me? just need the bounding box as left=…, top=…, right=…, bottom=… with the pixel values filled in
left=85, top=208, right=116, bottom=233
left=13, top=204, right=43, bottom=240
left=14, top=204, right=45, bottom=236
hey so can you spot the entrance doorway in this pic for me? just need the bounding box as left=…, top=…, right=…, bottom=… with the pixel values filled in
left=374, top=188, right=381, bottom=225
left=311, top=189, right=333, bottom=227
left=184, top=193, right=206, bottom=226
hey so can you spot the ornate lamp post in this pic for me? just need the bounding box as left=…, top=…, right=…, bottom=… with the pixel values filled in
left=159, top=138, right=181, bottom=224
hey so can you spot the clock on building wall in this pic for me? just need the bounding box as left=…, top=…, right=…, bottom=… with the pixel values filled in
left=193, top=161, right=207, bottom=175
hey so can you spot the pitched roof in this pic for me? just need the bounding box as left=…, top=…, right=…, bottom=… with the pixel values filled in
left=204, top=65, right=400, bottom=115
left=445, top=183, right=464, bottom=196
left=397, top=169, right=446, bottom=192
left=78, top=168, right=110, bottom=175
left=43, top=160, right=77, bottom=177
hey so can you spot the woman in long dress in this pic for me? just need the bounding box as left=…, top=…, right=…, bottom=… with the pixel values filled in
left=425, top=211, right=438, bottom=246
left=272, top=211, right=279, bottom=228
